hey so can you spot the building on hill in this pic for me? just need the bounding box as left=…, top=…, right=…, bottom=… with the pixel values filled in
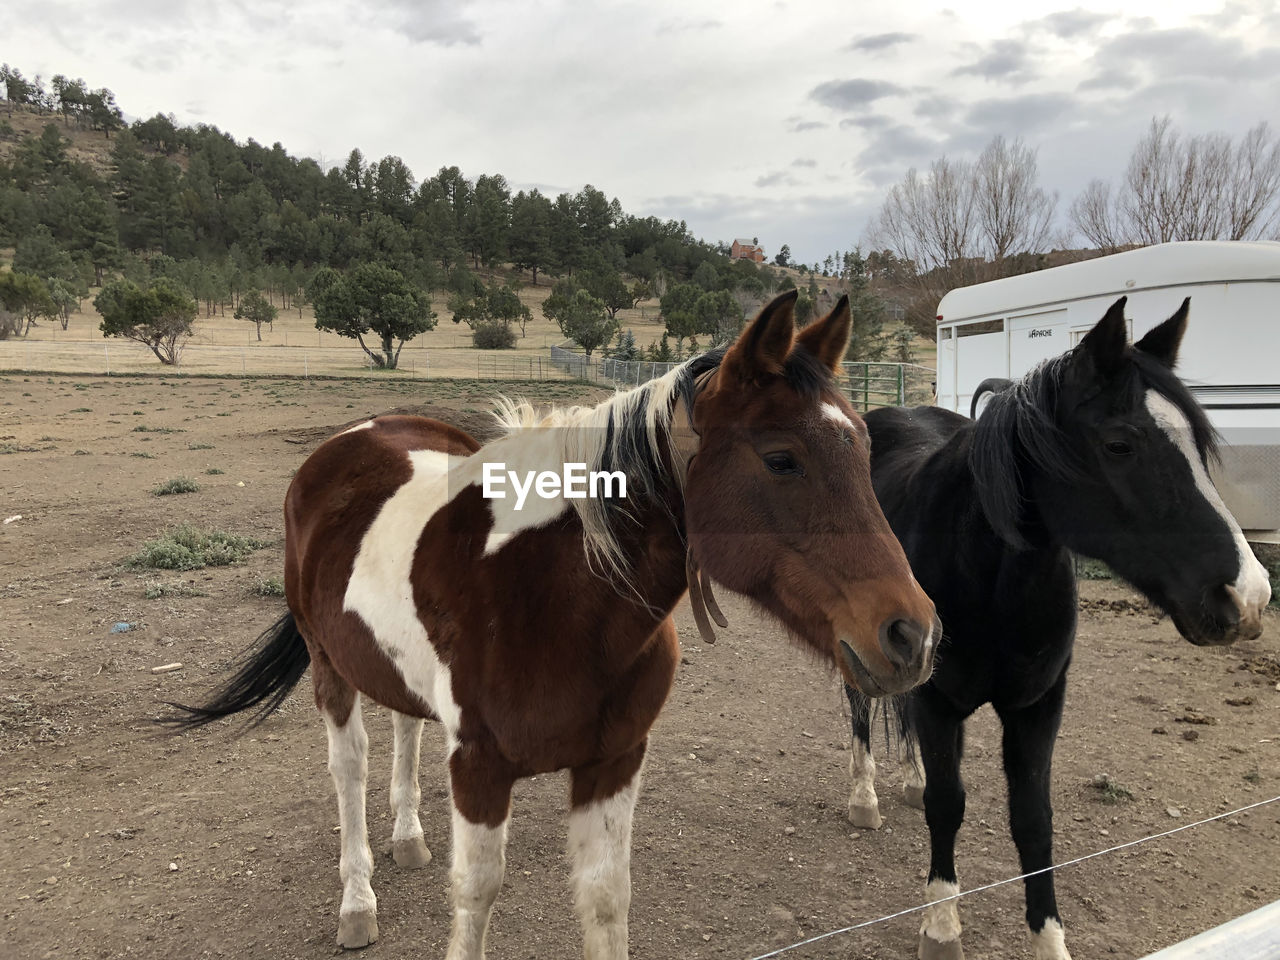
left=731, top=238, right=765, bottom=262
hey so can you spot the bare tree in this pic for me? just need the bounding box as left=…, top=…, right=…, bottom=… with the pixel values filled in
left=974, top=135, right=1057, bottom=266
left=1228, top=122, right=1280, bottom=240
left=1069, top=179, right=1126, bottom=253
left=867, top=137, right=1060, bottom=335
left=1075, top=116, right=1280, bottom=247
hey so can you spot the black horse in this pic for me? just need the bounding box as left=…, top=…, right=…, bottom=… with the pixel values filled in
left=843, top=298, right=1271, bottom=960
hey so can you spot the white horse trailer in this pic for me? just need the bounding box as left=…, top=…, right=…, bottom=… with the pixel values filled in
left=935, top=240, right=1280, bottom=540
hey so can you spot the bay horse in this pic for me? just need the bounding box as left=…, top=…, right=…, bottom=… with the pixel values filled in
left=841, top=298, right=1270, bottom=960
left=167, top=291, right=939, bottom=959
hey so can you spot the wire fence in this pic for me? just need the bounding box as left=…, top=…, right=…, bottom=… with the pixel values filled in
left=1, top=337, right=937, bottom=405
left=550, top=345, right=936, bottom=410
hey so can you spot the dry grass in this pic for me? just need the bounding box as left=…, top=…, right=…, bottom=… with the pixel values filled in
left=5, top=277, right=671, bottom=379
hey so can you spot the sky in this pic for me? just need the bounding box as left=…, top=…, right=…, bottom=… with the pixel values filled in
left=6, top=0, right=1280, bottom=266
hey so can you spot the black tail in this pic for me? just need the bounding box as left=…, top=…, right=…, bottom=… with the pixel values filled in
left=159, top=612, right=310, bottom=731
left=970, top=377, right=1014, bottom=419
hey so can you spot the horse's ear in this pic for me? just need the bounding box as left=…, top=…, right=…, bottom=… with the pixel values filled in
left=721, top=290, right=797, bottom=381
left=1076, top=297, right=1129, bottom=377
left=795, top=294, right=851, bottom=373
left=1134, top=297, right=1189, bottom=369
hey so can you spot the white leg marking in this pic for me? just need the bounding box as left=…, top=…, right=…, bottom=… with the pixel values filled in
left=325, top=699, right=377, bottom=941
left=569, top=777, right=640, bottom=960
left=446, top=807, right=509, bottom=960
left=1146, top=391, right=1272, bottom=613
left=920, top=878, right=962, bottom=945
left=390, top=712, right=431, bottom=867
left=1031, top=917, right=1071, bottom=960
left=901, top=736, right=926, bottom=809
left=848, top=736, right=882, bottom=829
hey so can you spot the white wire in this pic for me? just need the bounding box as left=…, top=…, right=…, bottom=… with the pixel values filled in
left=746, top=793, right=1280, bottom=960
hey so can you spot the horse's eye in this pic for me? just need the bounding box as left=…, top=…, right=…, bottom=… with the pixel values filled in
left=1104, top=439, right=1133, bottom=457
left=763, top=452, right=803, bottom=476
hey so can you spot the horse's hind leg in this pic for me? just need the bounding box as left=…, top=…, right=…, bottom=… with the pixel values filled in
left=568, top=744, right=646, bottom=960
left=389, top=711, right=432, bottom=868
left=900, top=715, right=927, bottom=810
left=844, top=684, right=882, bottom=829
left=320, top=685, right=379, bottom=949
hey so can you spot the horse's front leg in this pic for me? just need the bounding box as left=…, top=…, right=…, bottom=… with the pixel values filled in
left=915, top=687, right=968, bottom=960
left=996, top=672, right=1072, bottom=960
left=844, top=685, right=882, bottom=828
left=568, top=743, right=647, bottom=960
left=446, top=741, right=516, bottom=960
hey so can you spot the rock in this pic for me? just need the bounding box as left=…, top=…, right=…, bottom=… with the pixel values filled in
left=1166, top=806, right=1182, bottom=818
left=150, top=663, right=183, bottom=674
left=168, top=862, right=178, bottom=871
left=1181, top=729, right=1199, bottom=742
left=110, top=622, right=133, bottom=634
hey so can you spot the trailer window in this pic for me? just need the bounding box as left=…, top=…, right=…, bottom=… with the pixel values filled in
left=956, top=319, right=1004, bottom=337
left=939, top=327, right=953, bottom=341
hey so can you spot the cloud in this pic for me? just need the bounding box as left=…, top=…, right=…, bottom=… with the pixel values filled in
left=845, top=32, right=917, bottom=52
left=913, top=94, right=959, bottom=120
left=791, top=158, right=817, bottom=167
left=964, top=92, right=1075, bottom=133
left=656, top=18, right=722, bottom=35
left=787, top=117, right=829, bottom=132
left=1095, top=26, right=1280, bottom=81
left=951, top=39, right=1038, bottom=84
left=842, top=114, right=893, bottom=130
left=809, top=78, right=906, bottom=112
left=1077, top=67, right=1139, bottom=91
left=1024, top=8, right=1114, bottom=39
left=373, top=0, right=482, bottom=46
left=755, top=170, right=800, bottom=188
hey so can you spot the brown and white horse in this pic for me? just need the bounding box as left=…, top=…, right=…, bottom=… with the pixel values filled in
left=168, top=291, right=938, bottom=959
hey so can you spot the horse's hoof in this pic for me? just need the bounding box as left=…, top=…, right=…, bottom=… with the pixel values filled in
left=393, top=836, right=433, bottom=869
left=918, top=933, right=965, bottom=960
left=903, top=783, right=926, bottom=810
left=337, top=910, right=379, bottom=949
left=848, top=802, right=883, bottom=829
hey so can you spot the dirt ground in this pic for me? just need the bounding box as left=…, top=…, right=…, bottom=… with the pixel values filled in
left=1, top=373, right=1278, bottom=960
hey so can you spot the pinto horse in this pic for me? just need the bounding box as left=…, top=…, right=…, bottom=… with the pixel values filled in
left=842, top=298, right=1270, bottom=960
left=168, top=291, right=938, bottom=959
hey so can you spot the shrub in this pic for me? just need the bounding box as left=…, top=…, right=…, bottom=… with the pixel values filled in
left=152, top=477, right=200, bottom=496
left=129, top=525, right=265, bottom=570
left=253, top=576, right=286, bottom=597
left=472, top=319, right=517, bottom=349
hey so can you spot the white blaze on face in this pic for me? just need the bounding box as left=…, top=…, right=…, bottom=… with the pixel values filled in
left=1144, top=391, right=1272, bottom=612
left=821, top=401, right=857, bottom=432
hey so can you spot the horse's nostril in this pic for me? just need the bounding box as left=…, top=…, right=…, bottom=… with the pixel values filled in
left=879, top=617, right=926, bottom=668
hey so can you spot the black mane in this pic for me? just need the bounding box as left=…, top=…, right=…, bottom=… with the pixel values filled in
left=970, top=345, right=1219, bottom=548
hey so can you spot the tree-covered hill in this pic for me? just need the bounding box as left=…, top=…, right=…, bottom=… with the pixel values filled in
left=1, top=64, right=807, bottom=361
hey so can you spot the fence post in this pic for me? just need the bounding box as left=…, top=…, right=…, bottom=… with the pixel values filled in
left=863, top=365, right=870, bottom=410
left=304, top=354, right=309, bottom=379
left=898, top=364, right=905, bottom=405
